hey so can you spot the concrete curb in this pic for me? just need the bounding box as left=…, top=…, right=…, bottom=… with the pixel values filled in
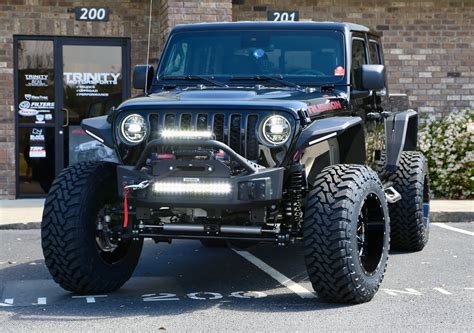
left=430, top=212, right=474, bottom=223
left=0, top=222, right=41, bottom=230
left=0, top=212, right=471, bottom=230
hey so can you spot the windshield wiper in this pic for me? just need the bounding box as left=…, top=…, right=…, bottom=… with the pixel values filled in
left=230, top=75, right=302, bottom=90
left=161, top=75, right=228, bottom=87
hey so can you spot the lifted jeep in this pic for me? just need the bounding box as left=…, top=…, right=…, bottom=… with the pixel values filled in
left=42, top=22, right=430, bottom=304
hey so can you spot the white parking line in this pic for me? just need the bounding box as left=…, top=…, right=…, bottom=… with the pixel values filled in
left=431, top=223, right=474, bottom=236
left=433, top=287, right=452, bottom=295
left=231, top=248, right=316, bottom=299
left=383, top=288, right=422, bottom=296
left=37, top=297, right=47, bottom=305
left=0, top=298, right=14, bottom=307
left=72, top=295, right=108, bottom=303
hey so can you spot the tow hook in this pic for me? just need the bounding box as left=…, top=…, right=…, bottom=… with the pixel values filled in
left=123, top=181, right=151, bottom=228
left=385, top=186, right=401, bottom=204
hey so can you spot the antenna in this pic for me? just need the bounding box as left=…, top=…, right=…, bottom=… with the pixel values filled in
left=144, top=0, right=153, bottom=95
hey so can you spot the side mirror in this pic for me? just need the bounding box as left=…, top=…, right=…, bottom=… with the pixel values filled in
left=361, top=64, right=385, bottom=91
left=133, top=65, right=154, bottom=91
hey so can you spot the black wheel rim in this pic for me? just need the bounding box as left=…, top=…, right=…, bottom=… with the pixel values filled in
left=356, top=193, right=386, bottom=275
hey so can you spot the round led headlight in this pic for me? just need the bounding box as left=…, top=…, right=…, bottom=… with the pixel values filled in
left=262, top=115, right=291, bottom=145
left=120, top=114, right=148, bottom=144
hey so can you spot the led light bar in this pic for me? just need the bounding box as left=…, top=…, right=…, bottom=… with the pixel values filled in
left=153, top=181, right=232, bottom=195
left=161, top=129, right=213, bottom=139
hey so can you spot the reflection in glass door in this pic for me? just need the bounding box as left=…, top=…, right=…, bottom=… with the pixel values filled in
left=62, top=44, right=124, bottom=167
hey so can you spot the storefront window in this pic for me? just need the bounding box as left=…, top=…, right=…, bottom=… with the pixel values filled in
left=17, top=40, right=55, bottom=125
left=18, top=127, right=55, bottom=195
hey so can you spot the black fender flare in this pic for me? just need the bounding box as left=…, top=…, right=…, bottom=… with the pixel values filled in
left=294, top=117, right=362, bottom=149
left=81, top=115, right=114, bottom=149
left=291, top=116, right=365, bottom=165
left=384, top=109, right=418, bottom=172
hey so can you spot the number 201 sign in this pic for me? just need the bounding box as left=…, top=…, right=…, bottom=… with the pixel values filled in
left=75, top=7, right=109, bottom=22
left=267, top=11, right=299, bottom=22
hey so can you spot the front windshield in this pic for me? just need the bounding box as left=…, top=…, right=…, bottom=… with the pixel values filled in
left=158, top=29, right=346, bottom=85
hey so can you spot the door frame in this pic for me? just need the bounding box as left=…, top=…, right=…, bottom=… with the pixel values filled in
left=14, top=35, right=131, bottom=198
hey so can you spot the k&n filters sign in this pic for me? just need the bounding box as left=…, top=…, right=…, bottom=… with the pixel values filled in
left=64, top=72, right=121, bottom=97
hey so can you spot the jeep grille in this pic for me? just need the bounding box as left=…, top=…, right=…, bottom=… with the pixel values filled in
left=149, top=111, right=260, bottom=160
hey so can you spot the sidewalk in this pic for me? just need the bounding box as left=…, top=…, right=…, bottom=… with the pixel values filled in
left=0, top=199, right=45, bottom=229
left=0, top=199, right=472, bottom=229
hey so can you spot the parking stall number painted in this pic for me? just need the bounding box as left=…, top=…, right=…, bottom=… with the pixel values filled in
left=2, top=287, right=472, bottom=307
left=141, top=291, right=267, bottom=302
left=142, top=293, right=180, bottom=302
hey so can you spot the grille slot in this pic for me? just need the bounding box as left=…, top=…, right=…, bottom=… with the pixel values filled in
left=246, top=115, right=259, bottom=160
left=197, top=113, right=208, bottom=130
left=165, top=113, right=176, bottom=127
left=229, top=114, right=242, bottom=154
left=180, top=114, right=192, bottom=129
left=149, top=114, right=160, bottom=140
left=213, top=114, right=224, bottom=142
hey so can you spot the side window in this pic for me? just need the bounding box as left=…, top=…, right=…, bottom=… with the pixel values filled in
left=369, top=41, right=382, bottom=64
left=351, top=39, right=367, bottom=90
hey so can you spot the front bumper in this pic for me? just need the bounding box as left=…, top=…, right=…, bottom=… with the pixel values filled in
left=117, top=138, right=284, bottom=209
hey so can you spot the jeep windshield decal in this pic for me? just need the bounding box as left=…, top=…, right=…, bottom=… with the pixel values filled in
left=157, top=29, right=346, bottom=87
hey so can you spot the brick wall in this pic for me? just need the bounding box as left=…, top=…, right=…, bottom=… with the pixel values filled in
left=160, top=0, right=232, bottom=47
left=232, top=0, right=474, bottom=114
left=0, top=0, right=161, bottom=198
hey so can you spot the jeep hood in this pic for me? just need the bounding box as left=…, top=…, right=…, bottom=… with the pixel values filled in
left=118, top=88, right=349, bottom=118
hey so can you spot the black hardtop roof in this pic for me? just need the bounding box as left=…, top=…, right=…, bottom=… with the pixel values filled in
left=171, top=21, right=381, bottom=36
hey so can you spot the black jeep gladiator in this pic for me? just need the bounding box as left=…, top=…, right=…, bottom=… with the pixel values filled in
left=41, top=22, right=430, bottom=304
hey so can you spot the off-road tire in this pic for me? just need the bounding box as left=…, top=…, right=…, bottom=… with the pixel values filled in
left=382, top=152, right=430, bottom=251
left=303, top=164, right=390, bottom=304
left=41, top=162, right=143, bottom=294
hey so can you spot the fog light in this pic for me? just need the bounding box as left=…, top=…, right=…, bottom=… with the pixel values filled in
left=153, top=181, right=231, bottom=195
left=161, top=130, right=213, bottom=139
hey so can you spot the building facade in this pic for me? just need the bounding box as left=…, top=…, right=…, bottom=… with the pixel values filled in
left=0, top=0, right=472, bottom=199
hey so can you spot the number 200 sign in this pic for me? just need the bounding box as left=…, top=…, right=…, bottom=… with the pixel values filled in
left=267, top=11, right=299, bottom=22
left=75, top=7, right=109, bottom=22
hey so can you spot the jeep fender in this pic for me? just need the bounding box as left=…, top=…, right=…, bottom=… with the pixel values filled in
left=292, top=117, right=365, bottom=184
left=81, top=116, right=115, bottom=149
left=384, top=109, right=418, bottom=172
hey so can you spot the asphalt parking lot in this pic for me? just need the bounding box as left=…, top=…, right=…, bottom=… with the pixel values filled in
left=0, top=222, right=473, bottom=332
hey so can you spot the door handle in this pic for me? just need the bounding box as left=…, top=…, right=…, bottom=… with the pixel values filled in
left=62, top=108, right=69, bottom=127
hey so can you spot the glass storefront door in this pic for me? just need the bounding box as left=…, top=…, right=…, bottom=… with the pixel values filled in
left=15, top=37, right=130, bottom=197
left=61, top=43, right=125, bottom=168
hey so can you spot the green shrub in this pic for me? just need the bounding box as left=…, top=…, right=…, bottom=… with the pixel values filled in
left=418, top=109, right=473, bottom=199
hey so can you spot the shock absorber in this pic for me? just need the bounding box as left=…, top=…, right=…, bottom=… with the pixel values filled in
left=283, top=164, right=307, bottom=230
